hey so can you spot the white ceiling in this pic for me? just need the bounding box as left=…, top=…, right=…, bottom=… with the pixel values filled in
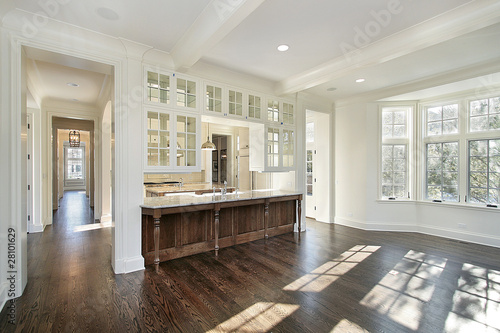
left=5, top=0, right=500, bottom=104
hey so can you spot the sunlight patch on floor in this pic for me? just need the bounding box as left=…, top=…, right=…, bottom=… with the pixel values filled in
left=73, top=221, right=113, bottom=233
left=206, top=302, right=300, bottom=333
left=330, top=319, right=367, bottom=332
left=360, top=250, right=447, bottom=331
left=445, top=263, right=500, bottom=332
left=283, top=245, right=380, bottom=292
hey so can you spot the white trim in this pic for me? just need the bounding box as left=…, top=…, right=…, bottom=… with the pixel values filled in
left=335, top=216, right=500, bottom=248
left=116, top=256, right=145, bottom=274
left=28, top=223, right=45, bottom=233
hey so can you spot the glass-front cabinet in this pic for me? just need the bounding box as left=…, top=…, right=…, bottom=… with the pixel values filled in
left=145, top=108, right=200, bottom=172
left=205, top=83, right=223, bottom=114
left=247, top=94, right=262, bottom=121
left=249, top=123, right=295, bottom=172
left=267, top=98, right=294, bottom=125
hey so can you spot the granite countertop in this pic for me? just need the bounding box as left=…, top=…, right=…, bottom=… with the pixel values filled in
left=145, top=183, right=235, bottom=194
left=141, top=190, right=302, bottom=209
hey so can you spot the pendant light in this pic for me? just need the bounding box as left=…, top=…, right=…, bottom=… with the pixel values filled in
left=69, top=130, right=80, bottom=147
left=201, top=123, right=216, bottom=150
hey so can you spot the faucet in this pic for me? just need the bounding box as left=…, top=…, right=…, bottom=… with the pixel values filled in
left=222, top=180, right=227, bottom=195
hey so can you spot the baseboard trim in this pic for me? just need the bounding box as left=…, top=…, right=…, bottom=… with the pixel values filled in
left=334, top=216, right=500, bottom=248
left=28, top=224, right=45, bottom=233
left=113, top=256, right=144, bottom=274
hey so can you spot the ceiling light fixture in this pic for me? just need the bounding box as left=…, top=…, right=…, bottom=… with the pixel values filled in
left=277, top=44, right=289, bottom=52
left=201, top=123, right=216, bottom=150
left=69, top=130, right=80, bottom=147
left=327, top=87, right=337, bottom=92
left=355, top=78, right=365, bottom=83
left=67, top=82, right=79, bottom=87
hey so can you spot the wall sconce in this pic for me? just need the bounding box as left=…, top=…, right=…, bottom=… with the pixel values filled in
left=69, top=130, right=80, bottom=147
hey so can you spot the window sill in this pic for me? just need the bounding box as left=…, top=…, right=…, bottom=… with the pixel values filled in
left=376, top=199, right=500, bottom=212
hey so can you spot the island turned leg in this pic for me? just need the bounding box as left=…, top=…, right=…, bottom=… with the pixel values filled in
left=264, top=199, right=270, bottom=239
left=214, top=204, right=220, bottom=256
left=153, top=215, right=161, bottom=272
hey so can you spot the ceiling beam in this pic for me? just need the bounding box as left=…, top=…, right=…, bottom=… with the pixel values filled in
left=276, top=0, right=500, bottom=96
left=170, top=0, right=265, bottom=72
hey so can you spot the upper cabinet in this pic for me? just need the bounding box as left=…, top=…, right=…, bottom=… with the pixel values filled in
left=247, top=93, right=262, bottom=121
left=267, top=98, right=294, bottom=125
left=205, top=83, right=223, bottom=114
left=228, top=88, right=243, bottom=118
left=146, top=70, right=199, bottom=112
left=249, top=123, right=295, bottom=172
left=145, top=107, right=200, bottom=173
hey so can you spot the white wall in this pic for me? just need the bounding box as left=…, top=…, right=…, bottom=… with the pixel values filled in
left=335, top=101, right=500, bottom=248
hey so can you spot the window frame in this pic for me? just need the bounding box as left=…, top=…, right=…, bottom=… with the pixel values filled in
left=379, top=105, right=413, bottom=200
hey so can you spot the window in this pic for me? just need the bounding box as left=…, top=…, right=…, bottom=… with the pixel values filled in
left=248, top=94, right=261, bottom=119
left=469, top=139, right=500, bottom=204
left=206, top=85, right=222, bottom=113
left=176, top=78, right=196, bottom=108
left=470, top=97, right=500, bottom=132
left=268, top=99, right=279, bottom=122
left=147, top=111, right=170, bottom=166
left=228, top=89, right=243, bottom=116
left=147, top=71, right=170, bottom=104
left=426, top=104, right=459, bottom=136
left=66, top=147, right=84, bottom=180
left=426, top=142, right=459, bottom=201
left=380, top=107, right=410, bottom=199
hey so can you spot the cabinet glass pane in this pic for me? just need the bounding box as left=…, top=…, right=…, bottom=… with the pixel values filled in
left=159, top=132, right=169, bottom=148
left=177, top=133, right=186, bottom=149
left=187, top=134, right=196, bottom=149
left=159, top=149, right=169, bottom=166
left=206, top=85, right=222, bottom=112
left=148, top=130, right=158, bottom=147
left=147, top=71, right=169, bottom=104
left=229, top=90, right=243, bottom=116
left=283, top=102, right=294, bottom=125
left=248, top=95, right=261, bottom=119
left=267, top=127, right=279, bottom=167
left=148, top=148, right=158, bottom=166
left=159, top=113, right=169, bottom=130
left=148, top=112, right=158, bottom=130
left=187, top=117, right=196, bottom=133
left=187, top=151, right=196, bottom=166
left=268, top=100, right=279, bottom=122
left=177, top=116, right=186, bottom=132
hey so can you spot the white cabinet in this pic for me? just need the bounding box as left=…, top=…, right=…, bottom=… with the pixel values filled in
left=249, top=123, right=295, bottom=172
left=145, top=107, right=201, bottom=173
left=266, top=98, right=295, bottom=125
left=146, top=70, right=199, bottom=112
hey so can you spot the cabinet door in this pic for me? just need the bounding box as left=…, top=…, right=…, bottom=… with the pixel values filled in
left=267, top=99, right=280, bottom=123
left=267, top=127, right=280, bottom=168
left=146, top=110, right=171, bottom=167
left=282, top=128, right=295, bottom=168
left=176, top=77, right=197, bottom=109
left=228, top=89, right=243, bottom=117
left=205, top=84, right=223, bottom=114
left=247, top=94, right=262, bottom=121
left=283, top=102, right=294, bottom=125
left=176, top=115, right=198, bottom=167
left=147, top=71, right=171, bottom=105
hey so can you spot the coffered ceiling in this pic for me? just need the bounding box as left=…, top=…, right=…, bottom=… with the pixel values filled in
left=3, top=0, right=500, bottom=103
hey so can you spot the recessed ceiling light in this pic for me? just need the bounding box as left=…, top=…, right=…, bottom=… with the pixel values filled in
left=327, top=87, right=337, bottom=92
left=355, top=78, right=365, bottom=83
left=67, top=82, right=79, bottom=87
left=277, top=44, right=289, bottom=52
left=72, top=99, right=79, bottom=102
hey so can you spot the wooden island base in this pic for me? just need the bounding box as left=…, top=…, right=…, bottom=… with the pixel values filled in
left=142, top=194, right=302, bottom=269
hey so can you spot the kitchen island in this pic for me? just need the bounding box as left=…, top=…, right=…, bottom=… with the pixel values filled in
left=141, top=190, right=302, bottom=270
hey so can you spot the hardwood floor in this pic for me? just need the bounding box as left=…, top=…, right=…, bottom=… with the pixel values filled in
left=1, top=191, right=500, bottom=332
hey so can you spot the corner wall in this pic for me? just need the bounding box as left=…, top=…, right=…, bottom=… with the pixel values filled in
left=335, top=102, right=500, bottom=248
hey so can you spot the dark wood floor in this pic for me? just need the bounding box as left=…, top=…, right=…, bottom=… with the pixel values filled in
left=1, top=191, right=500, bottom=332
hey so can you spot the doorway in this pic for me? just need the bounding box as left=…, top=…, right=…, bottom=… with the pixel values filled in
left=305, top=110, right=331, bottom=223
left=212, top=134, right=230, bottom=185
